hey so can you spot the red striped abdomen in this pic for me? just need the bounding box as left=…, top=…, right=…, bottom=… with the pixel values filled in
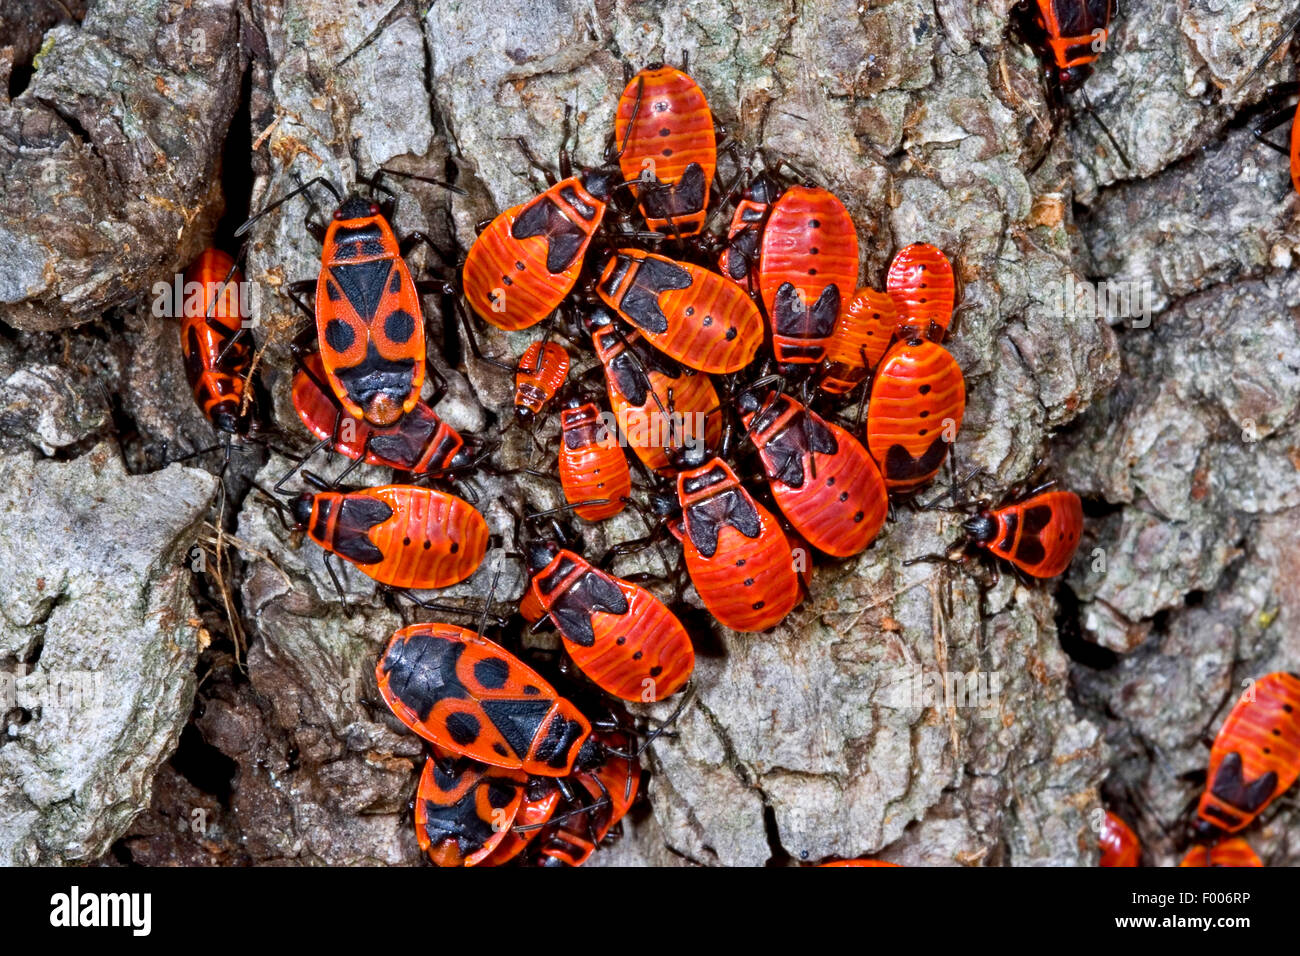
left=866, top=339, right=965, bottom=492
left=463, top=177, right=605, bottom=331
left=597, top=249, right=762, bottom=374
left=559, top=403, right=630, bottom=521
left=758, top=186, right=859, bottom=366
left=819, top=287, right=898, bottom=395
left=615, top=66, right=716, bottom=235
left=1197, top=672, right=1300, bottom=833
left=886, top=243, right=955, bottom=341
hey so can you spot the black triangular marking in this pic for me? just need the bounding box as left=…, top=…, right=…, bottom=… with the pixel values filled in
left=550, top=571, right=630, bottom=647
left=481, top=698, right=556, bottom=759
left=686, top=487, right=761, bottom=557
left=510, top=197, right=587, bottom=273
left=330, top=259, right=393, bottom=323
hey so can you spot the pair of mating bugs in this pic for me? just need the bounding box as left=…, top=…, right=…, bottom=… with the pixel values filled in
left=1099, top=672, right=1300, bottom=867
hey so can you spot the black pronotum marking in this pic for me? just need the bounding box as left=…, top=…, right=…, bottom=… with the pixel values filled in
left=547, top=569, right=630, bottom=647
left=609, top=255, right=691, bottom=335
left=511, top=197, right=588, bottom=273
left=1210, top=751, right=1278, bottom=814
left=883, top=437, right=949, bottom=483
left=329, top=495, right=395, bottom=564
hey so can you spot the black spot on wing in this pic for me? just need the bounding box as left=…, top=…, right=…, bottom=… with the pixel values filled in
left=385, top=308, right=416, bottom=344
left=446, top=711, right=481, bottom=745
left=473, top=657, right=510, bottom=690
left=325, top=318, right=355, bottom=353
left=1013, top=535, right=1046, bottom=568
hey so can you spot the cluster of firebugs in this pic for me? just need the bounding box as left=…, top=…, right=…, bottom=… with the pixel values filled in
left=172, top=0, right=1300, bottom=866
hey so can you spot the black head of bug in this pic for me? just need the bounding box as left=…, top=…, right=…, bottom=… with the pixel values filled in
left=334, top=194, right=380, bottom=220
left=963, top=512, right=998, bottom=545
left=1058, top=63, right=1094, bottom=91
left=525, top=539, right=560, bottom=576
left=290, top=493, right=315, bottom=530
left=579, top=165, right=618, bottom=202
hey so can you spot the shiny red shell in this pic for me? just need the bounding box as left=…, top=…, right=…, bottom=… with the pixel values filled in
left=1178, top=838, right=1263, bottom=868
left=1197, top=671, right=1300, bottom=834
left=301, top=485, right=487, bottom=589
left=514, top=340, right=570, bottom=423
left=597, top=249, right=763, bottom=375
left=758, top=186, right=859, bottom=366
left=529, top=547, right=694, bottom=701
left=865, top=338, right=965, bottom=492
left=819, top=287, right=898, bottom=396
left=614, top=66, right=716, bottom=236
left=315, top=203, right=424, bottom=426
left=886, top=243, right=955, bottom=342
left=741, top=392, right=887, bottom=558
left=675, top=457, right=801, bottom=632
left=180, top=248, right=250, bottom=433
left=971, top=489, right=1083, bottom=579
left=376, top=623, right=593, bottom=777
left=1098, top=811, right=1140, bottom=867
left=589, top=320, right=721, bottom=474
left=413, top=757, right=525, bottom=867
left=464, top=177, right=607, bottom=331
left=292, top=352, right=465, bottom=475
left=558, top=402, right=631, bottom=521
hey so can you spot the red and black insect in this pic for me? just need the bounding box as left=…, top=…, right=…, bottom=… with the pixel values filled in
left=1020, top=0, right=1115, bottom=90
left=1195, top=671, right=1300, bottom=836
left=738, top=389, right=887, bottom=558
left=179, top=248, right=252, bottom=435
left=597, top=248, right=763, bottom=374
left=865, top=337, right=966, bottom=492
left=757, top=185, right=859, bottom=369
left=311, top=196, right=429, bottom=427
left=525, top=539, right=694, bottom=702
left=614, top=65, right=717, bottom=237
left=1098, top=810, right=1140, bottom=867
left=376, top=622, right=599, bottom=777
left=716, top=172, right=781, bottom=296
left=464, top=172, right=613, bottom=331
left=412, top=752, right=526, bottom=867
left=586, top=306, right=721, bottom=474
left=818, top=287, right=898, bottom=396
left=962, top=488, right=1083, bottom=579
left=1179, top=838, right=1263, bottom=868
left=513, top=340, right=571, bottom=425
left=287, top=481, right=488, bottom=591
left=478, top=776, right=562, bottom=866
left=291, top=352, right=470, bottom=477
left=558, top=400, right=631, bottom=522
left=671, top=449, right=803, bottom=632
left=886, top=243, right=955, bottom=343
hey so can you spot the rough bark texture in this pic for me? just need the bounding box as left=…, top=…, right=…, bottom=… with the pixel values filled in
left=0, top=0, right=1294, bottom=867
